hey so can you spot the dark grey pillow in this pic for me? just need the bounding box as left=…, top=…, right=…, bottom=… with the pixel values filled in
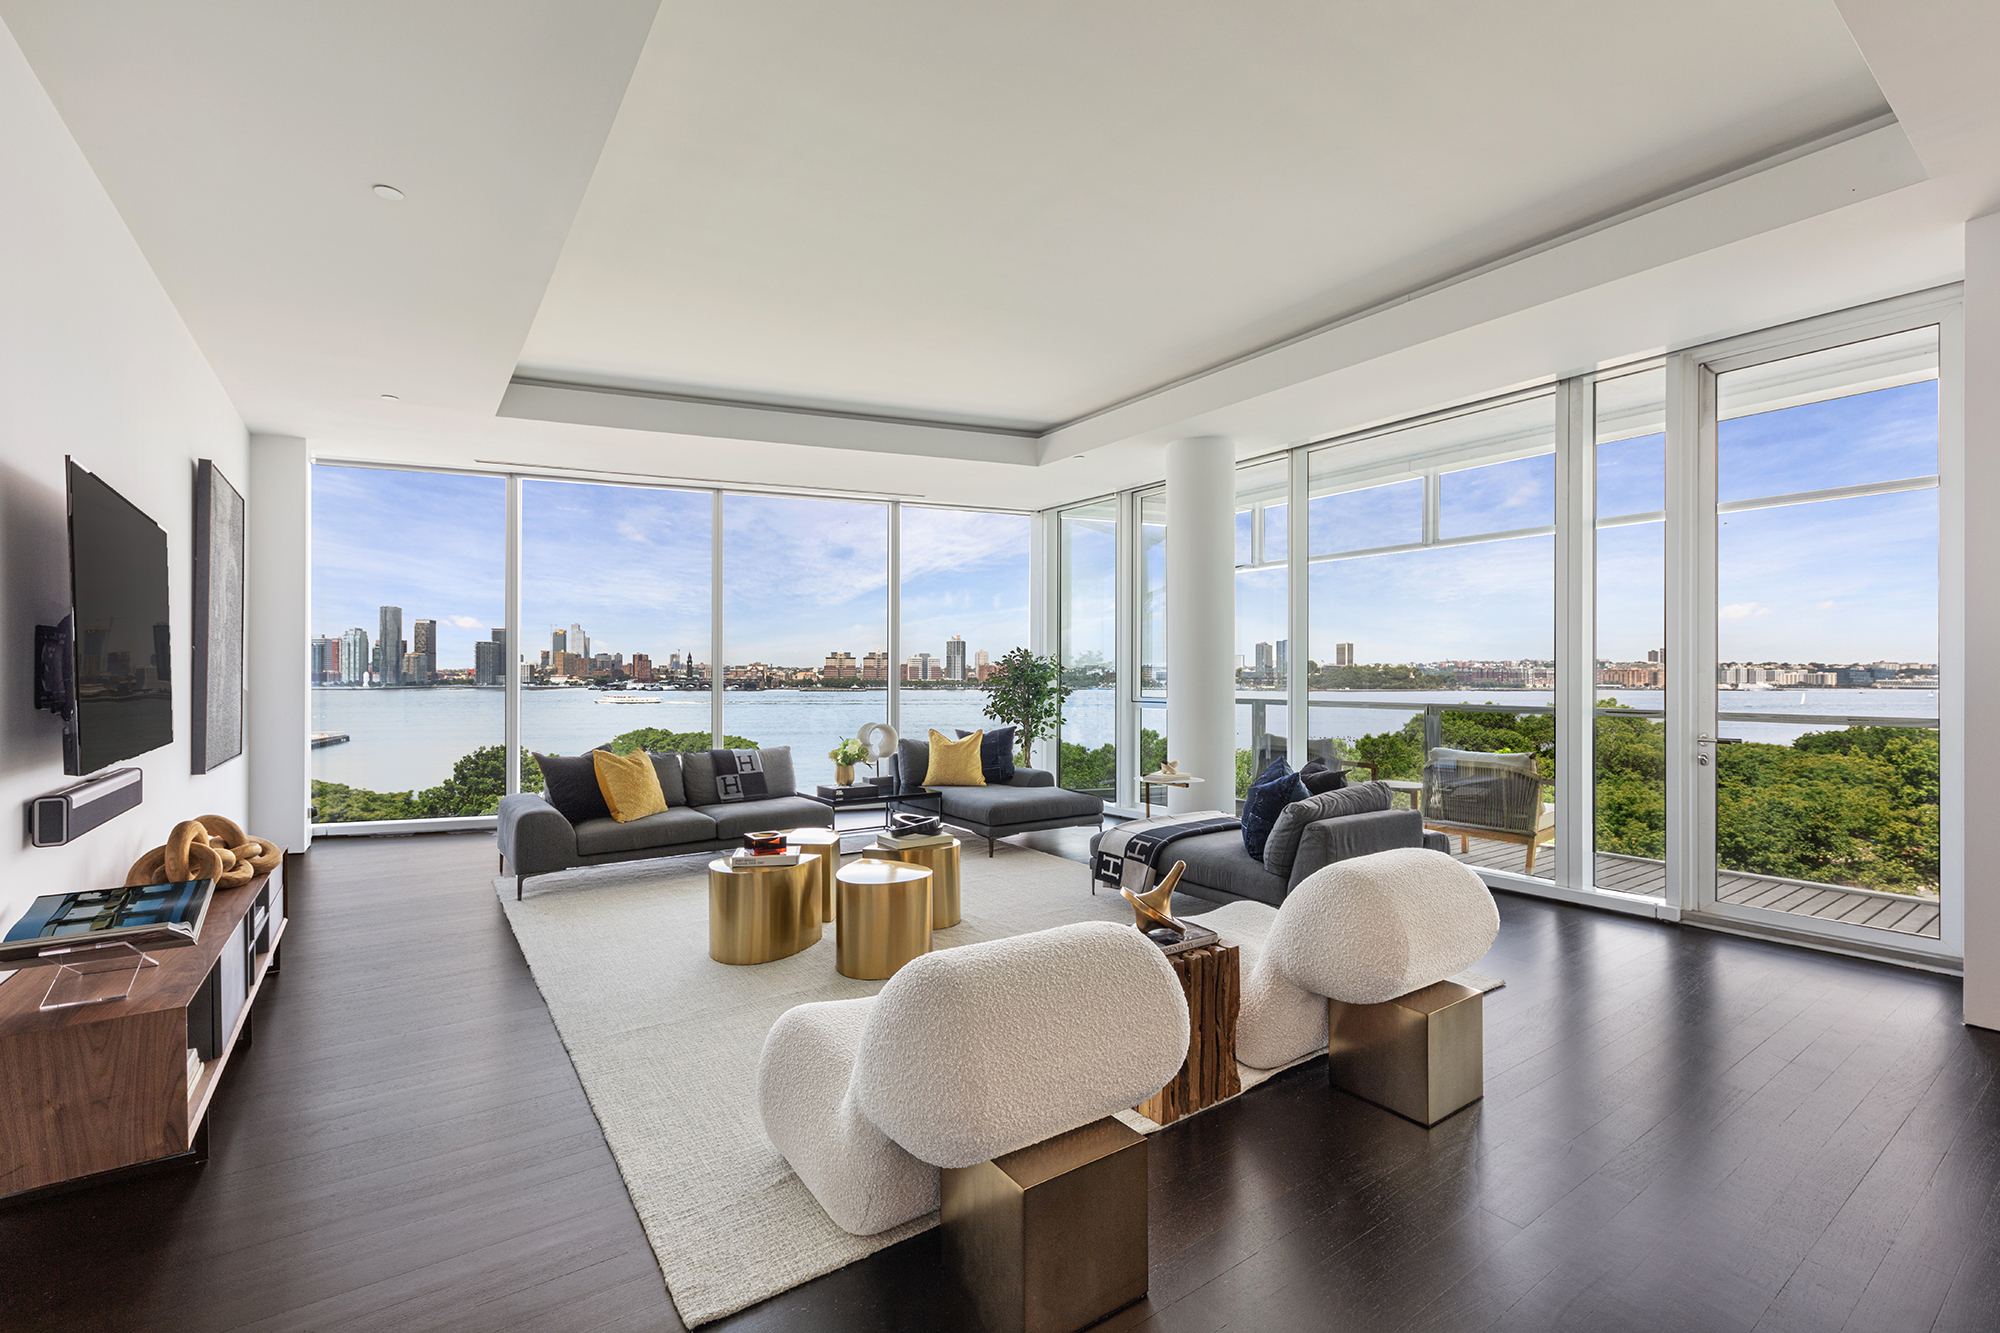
left=1262, top=781, right=1393, bottom=877
left=897, top=736, right=931, bottom=788
left=955, top=727, right=1017, bottom=784
left=533, top=752, right=611, bottom=826
left=647, top=753, right=686, bottom=807
left=758, top=745, right=796, bottom=797
left=1298, top=760, right=1347, bottom=795
left=681, top=750, right=720, bottom=806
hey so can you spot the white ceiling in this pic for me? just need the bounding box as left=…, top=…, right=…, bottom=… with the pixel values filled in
left=6, top=1, right=1997, bottom=512
left=519, top=0, right=1888, bottom=428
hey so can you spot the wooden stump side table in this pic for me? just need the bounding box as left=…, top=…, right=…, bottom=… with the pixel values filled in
left=1136, top=942, right=1242, bottom=1126
left=860, top=838, right=961, bottom=927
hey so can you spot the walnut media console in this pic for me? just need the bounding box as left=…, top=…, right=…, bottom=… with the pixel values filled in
left=0, top=856, right=287, bottom=1199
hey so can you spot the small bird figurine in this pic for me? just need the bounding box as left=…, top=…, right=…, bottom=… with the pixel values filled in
left=1122, top=861, right=1189, bottom=936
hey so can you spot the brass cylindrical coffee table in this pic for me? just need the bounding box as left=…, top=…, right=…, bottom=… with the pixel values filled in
left=835, top=861, right=932, bottom=981
left=861, top=838, right=961, bottom=928
left=707, top=858, right=822, bottom=965
left=786, top=828, right=842, bottom=923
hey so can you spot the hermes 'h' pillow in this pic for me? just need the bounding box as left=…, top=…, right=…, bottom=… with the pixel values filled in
left=683, top=745, right=795, bottom=805
left=592, top=748, right=667, bottom=823
left=923, top=729, right=987, bottom=786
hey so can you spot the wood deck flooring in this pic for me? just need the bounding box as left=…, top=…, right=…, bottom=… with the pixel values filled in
left=1443, top=838, right=1943, bottom=939
left=1, top=825, right=1991, bottom=1332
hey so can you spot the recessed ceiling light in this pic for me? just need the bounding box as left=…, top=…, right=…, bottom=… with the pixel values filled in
left=380, top=393, right=399, bottom=401
left=372, top=184, right=404, bottom=201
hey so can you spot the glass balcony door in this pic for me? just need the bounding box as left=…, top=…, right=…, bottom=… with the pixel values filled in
left=1684, top=310, right=1958, bottom=957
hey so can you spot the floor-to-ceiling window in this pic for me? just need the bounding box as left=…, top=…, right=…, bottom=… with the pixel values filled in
left=899, top=505, right=1031, bottom=765
left=1306, top=393, right=1559, bottom=880
left=1135, top=489, right=1168, bottom=801
left=308, top=465, right=505, bottom=822
left=1705, top=323, right=1943, bottom=938
left=1057, top=498, right=1118, bottom=795
left=1593, top=368, right=1669, bottom=898
left=520, top=478, right=714, bottom=772
left=1235, top=458, right=1289, bottom=801
left=722, top=495, right=889, bottom=791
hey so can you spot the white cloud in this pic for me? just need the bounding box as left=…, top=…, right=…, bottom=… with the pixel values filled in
left=445, top=614, right=484, bottom=629
left=1719, top=602, right=1774, bottom=621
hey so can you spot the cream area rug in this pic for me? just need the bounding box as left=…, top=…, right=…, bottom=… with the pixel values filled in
left=495, top=843, right=1502, bottom=1326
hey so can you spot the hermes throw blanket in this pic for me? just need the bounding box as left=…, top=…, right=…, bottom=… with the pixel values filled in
left=1093, top=810, right=1240, bottom=895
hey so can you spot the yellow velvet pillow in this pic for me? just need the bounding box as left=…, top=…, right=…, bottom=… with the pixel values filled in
left=924, top=728, right=987, bottom=787
left=593, top=748, right=667, bottom=823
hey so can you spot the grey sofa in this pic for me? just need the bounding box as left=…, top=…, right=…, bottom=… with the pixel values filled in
left=497, top=747, right=834, bottom=898
left=892, top=736, right=1105, bottom=855
left=1090, top=783, right=1450, bottom=909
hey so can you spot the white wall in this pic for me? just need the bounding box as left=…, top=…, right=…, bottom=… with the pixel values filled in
left=0, top=19, right=248, bottom=940
left=1964, top=212, right=2000, bottom=1030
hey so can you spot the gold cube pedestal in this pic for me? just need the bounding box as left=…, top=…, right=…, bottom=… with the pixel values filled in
left=834, top=861, right=932, bottom=980
left=786, top=827, right=842, bottom=923
left=860, top=837, right=961, bottom=927
left=941, top=1117, right=1149, bottom=1333
left=1327, top=980, right=1483, bottom=1126
left=706, top=858, right=822, bottom=965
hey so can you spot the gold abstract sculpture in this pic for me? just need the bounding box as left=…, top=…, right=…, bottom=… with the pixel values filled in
left=125, top=814, right=282, bottom=891
left=1121, top=860, right=1190, bottom=934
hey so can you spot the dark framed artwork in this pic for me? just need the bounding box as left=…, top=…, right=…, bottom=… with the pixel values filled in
left=192, top=459, right=244, bottom=773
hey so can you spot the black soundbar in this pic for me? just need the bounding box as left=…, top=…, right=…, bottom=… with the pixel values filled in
left=28, top=768, right=142, bottom=847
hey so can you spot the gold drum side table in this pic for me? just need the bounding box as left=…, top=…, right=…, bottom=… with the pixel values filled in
left=707, top=858, right=822, bottom=965
left=835, top=862, right=932, bottom=981
left=786, top=827, right=842, bottom=922
left=861, top=838, right=961, bottom=928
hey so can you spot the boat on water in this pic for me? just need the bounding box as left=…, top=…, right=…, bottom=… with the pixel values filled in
left=596, top=694, right=661, bottom=704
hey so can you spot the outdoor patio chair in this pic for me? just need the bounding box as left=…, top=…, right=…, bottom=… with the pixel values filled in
left=1421, top=747, right=1555, bottom=873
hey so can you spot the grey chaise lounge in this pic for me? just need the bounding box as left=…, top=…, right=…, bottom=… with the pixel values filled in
left=1090, top=781, right=1450, bottom=909
left=497, top=747, right=834, bottom=898
left=892, top=736, right=1105, bottom=856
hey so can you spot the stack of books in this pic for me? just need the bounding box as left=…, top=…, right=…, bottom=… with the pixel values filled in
left=878, top=830, right=953, bottom=851
left=728, top=852, right=802, bottom=868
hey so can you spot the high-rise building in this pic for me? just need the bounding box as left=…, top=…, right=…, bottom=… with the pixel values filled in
left=570, top=623, right=589, bottom=660
left=1335, top=642, right=1355, bottom=667
left=1648, top=648, right=1663, bottom=663
left=823, top=650, right=856, bottom=680
left=1277, top=639, right=1288, bottom=675
left=903, top=652, right=937, bottom=681
left=552, top=628, right=566, bottom=657
left=474, top=638, right=503, bottom=685
left=632, top=653, right=653, bottom=682
left=412, top=619, right=438, bottom=684
left=310, top=635, right=337, bottom=683
left=339, top=627, right=370, bottom=684
left=861, top=649, right=890, bottom=681
left=378, top=606, right=403, bottom=685
left=1255, top=642, right=1273, bottom=675
left=944, top=636, right=966, bottom=681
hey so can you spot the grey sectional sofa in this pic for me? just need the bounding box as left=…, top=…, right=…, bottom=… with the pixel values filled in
left=891, top=736, right=1105, bottom=855
left=1090, top=782, right=1450, bottom=909
left=497, top=746, right=834, bottom=898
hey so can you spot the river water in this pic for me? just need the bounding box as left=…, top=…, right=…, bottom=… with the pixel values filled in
left=313, top=684, right=1939, bottom=796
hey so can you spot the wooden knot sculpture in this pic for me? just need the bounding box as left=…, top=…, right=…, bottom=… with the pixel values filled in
left=125, top=814, right=282, bottom=891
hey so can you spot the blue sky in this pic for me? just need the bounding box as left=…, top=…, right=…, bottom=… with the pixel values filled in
left=313, top=376, right=1936, bottom=674
left=313, top=469, right=1028, bottom=669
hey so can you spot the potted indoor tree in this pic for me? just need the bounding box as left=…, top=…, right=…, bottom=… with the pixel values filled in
left=979, top=647, right=1072, bottom=769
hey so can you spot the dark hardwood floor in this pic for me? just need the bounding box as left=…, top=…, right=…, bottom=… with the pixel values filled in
left=3, top=827, right=1995, bottom=1332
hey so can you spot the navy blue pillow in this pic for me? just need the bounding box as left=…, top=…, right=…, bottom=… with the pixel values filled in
left=1241, top=757, right=1308, bottom=860
left=956, top=727, right=1017, bottom=784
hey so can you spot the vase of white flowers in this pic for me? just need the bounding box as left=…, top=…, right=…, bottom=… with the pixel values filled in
left=829, top=737, right=870, bottom=786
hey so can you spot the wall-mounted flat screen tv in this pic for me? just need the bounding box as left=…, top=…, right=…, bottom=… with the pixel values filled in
left=65, top=458, right=172, bottom=775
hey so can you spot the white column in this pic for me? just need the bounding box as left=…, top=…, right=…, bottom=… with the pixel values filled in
left=1166, top=437, right=1235, bottom=816
left=503, top=476, right=522, bottom=794
left=246, top=433, right=311, bottom=850
left=1964, top=213, right=2000, bottom=1030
